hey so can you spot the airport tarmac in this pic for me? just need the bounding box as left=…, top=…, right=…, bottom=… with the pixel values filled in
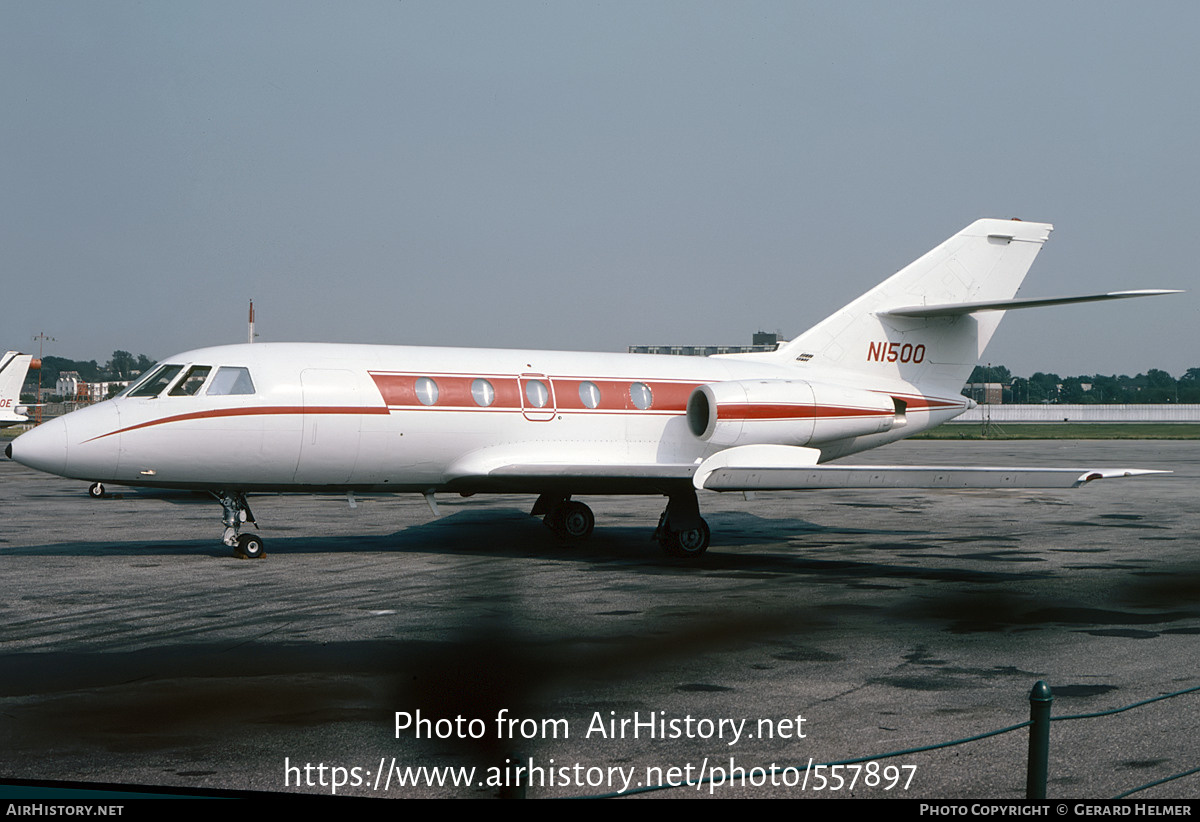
left=1, top=439, right=1197, bottom=799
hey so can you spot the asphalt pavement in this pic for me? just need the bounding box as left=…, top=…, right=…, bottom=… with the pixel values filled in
left=1, top=439, right=1196, bottom=799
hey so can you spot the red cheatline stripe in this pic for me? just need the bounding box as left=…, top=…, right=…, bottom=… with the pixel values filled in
left=369, top=372, right=702, bottom=413
left=872, top=391, right=964, bottom=411
left=904, top=398, right=963, bottom=410
left=716, top=404, right=892, bottom=421
left=83, top=406, right=389, bottom=442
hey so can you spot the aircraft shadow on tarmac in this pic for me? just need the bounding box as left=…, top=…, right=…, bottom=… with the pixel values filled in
left=11, top=505, right=1064, bottom=587
left=0, top=610, right=841, bottom=787
left=7, top=580, right=1199, bottom=797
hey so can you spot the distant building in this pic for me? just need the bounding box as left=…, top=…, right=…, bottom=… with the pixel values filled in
left=56, top=371, right=85, bottom=399
left=964, top=382, right=1004, bottom=404
left=628, top=331, right=786, bottom=356
left=51, top=372, right=129, bottom=403
left=86, top=381, right=130, bottom=402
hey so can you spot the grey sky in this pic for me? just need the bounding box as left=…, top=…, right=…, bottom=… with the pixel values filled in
left=3, top=2, right=1195, bottom=377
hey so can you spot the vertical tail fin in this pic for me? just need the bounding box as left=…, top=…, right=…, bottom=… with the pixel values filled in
left=0, top=351, right=34, bottom=424
left=773, top=219, right=1052, bottom=393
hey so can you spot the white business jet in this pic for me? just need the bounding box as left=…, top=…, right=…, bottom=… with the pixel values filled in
left=6, top=219, right=1176, bottom=559
left=0, top=351, right=36, bottom=427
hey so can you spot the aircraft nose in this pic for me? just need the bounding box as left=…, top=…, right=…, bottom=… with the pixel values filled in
left=9, top=416, right=69, bottom=476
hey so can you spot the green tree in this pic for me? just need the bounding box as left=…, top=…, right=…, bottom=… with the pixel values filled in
left=968, top=364, right=1012, bottom=384
left=1143, top=369, right=1177, bottom=403
left=1179, top=368, right=1200, bottom=403
left=1059, top=377, right=1088, bottom=404
left=107, top=350, right=136, bottom=379
left=1089, top=374, right=1122, bottom=403
left=1027, top=372, right=1062, bottom=403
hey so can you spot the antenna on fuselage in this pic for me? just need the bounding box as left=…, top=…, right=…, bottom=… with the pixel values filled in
left=248, top=300, right=257, bottom=344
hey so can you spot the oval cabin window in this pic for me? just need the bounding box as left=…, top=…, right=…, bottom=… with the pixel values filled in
left=525, top=379, right=549, bottom=408
left=630, top=382, right=653, bottom=410
left=472, top=378, right=495, bottom=407
left=415, top=377, right=439, bottom=406
left=578, top=381, right=601, bottom=409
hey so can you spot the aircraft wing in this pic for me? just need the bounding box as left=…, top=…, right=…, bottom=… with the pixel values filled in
left=444, top=446, right=1167, bottom=495
left=446, top=462, right=698, bottom=495
left=489, top=464, right=696, bottom=479
left=692, top=445, right=1168, bottom=492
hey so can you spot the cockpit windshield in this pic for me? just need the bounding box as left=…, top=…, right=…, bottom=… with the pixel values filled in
left=126, top=364, right=183, bottom=398
left=114, top=363, right=255, bottom=399
left=112, top=365, right=161, bottom=398
left=168, top=365, right=212, bottom=396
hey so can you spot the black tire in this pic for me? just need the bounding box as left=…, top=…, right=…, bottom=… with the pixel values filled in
left=561, top=501, right=595, bottom=539
left=234, top=532, right=265, bottom=560
left=654, top=510, right=671, bottom=551
left=664, top=520, right=710, bottom=558
left=543, top=506, right=566, bottom=533
left=88, top=482, right=106, bottom=499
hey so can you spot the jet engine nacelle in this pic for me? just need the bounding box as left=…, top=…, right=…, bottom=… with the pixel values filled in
left=687, top=379, right=896, bottom=448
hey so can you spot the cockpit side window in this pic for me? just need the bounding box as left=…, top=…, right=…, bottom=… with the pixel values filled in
left=168, top=365, right=212, bottom=396
left=128, top=364, right=183, bottom=398
left=206, top=366, right=256, bottom=396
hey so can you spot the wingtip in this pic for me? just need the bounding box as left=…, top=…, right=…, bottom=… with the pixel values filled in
left=1107, top=289, right=1185, bottom=297
left=1074, top=468, right=1172, bottom=486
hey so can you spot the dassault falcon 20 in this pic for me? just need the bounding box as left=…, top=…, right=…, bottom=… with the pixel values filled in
left=7, top=219, right=1176, bottom=559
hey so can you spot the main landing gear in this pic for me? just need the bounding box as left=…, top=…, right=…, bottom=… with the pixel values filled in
left=653, top=490, right=711, bottom=558
left=531, top=494, right=595, bottom=540
left=215, top=491, right=265, bottom=559
left=531, top=490, right=711, bottom=558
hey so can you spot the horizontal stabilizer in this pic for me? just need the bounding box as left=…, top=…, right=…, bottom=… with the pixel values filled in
left=880, top=289, right=1181, bottom=318
left=694, top=444, right=1168, bottom=491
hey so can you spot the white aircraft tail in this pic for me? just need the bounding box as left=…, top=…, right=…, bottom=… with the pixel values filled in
left=772, top=219, right=1052, bottom=393
left=0, top=351, right=34, bottom=425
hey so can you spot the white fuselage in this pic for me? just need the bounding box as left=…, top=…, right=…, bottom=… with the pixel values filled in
left=9, top=342, right=968, bottom=494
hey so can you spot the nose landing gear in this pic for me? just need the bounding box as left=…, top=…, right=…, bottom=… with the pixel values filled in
left=234, top=532, right=265, bottom=560
left=215, top=491, right=264, bottom=559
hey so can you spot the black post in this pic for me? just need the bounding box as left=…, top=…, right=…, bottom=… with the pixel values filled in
left=1026, top=680, right=1053, bottom=799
